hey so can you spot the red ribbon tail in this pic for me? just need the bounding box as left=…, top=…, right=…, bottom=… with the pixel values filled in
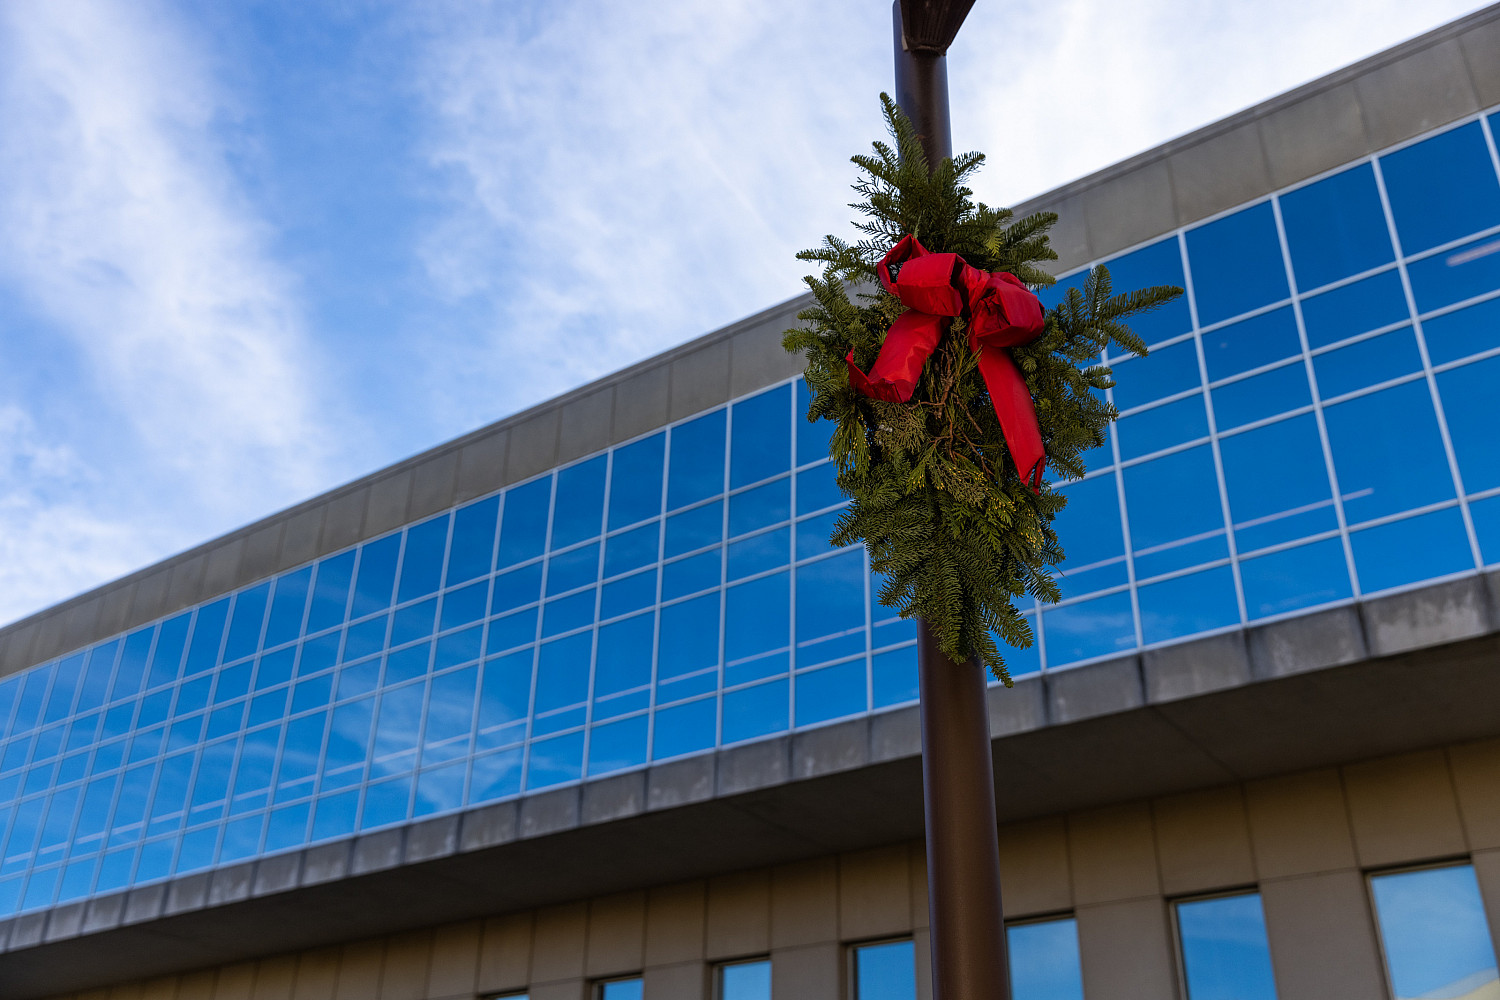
left=846, top=311, right=944, bottom=403
left=976, top=346, right=1046, bottom=492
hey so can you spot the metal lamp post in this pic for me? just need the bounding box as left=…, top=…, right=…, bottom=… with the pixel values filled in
left=892, top=3, right=1012, bottom=999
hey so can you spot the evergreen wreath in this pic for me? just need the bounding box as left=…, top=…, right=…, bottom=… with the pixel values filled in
left=784, top=96, right=1182, bottom=684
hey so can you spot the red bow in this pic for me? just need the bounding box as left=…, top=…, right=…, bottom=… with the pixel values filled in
left=846, top=235, right=1048, bottom=491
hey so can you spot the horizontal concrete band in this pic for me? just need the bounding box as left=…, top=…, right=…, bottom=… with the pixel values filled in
left=3, top=571, right=1498, bottom=998
left=3, top=5, right=1498, bottom=678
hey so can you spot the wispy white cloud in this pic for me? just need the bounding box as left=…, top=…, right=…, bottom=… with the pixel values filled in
left=0, top=0, right=334, bottom=623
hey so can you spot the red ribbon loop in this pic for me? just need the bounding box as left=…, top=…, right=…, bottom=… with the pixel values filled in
left=847, top=236, right=1048, bottom=491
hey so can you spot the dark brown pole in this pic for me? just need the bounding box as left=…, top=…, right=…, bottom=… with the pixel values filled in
left=893, top=3, right=1011, bottom=999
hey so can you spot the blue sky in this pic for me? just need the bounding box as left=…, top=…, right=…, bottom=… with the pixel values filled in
left=0, top=0, right=1488, bottom=626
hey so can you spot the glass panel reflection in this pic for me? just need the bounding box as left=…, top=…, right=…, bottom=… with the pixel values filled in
left=1176, top=893, right=1279, bottom=1000
left=853, top=939, right=917, bottom=1000
left=1371, top=865, right=1498, bottom=1000
left=1008, top=917, right=1084, bottom=1000
left=719, top=959, right=771, bottom=1000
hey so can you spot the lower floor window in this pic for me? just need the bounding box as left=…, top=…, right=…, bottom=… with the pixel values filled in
left=718, top=958, right=771, bottom=1000
left=851, top=939, right=917, bottom=1000
left=1371, top=864, right=1498, bottom=1000
left=596, top=977, right=642, bottom=1000
left=1007, top=916, right=1084, bottom=1000
left=1175, top=892, right=1279, bottom=999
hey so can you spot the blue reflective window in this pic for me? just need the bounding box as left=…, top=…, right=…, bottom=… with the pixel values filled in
left=587, top=715, right=647, bottom=776
left=344, top=616, right=389, bottom=662
left=1115, top=395, right=1209, bottom=460
left=727, top=527, right=789, bottom=580
left=605, top=523, right=659, bottom=578
left=183, top=600, right=230, bottom=678
left=662, top=550, right=720, bottom=601
left=1176, top=893, right=1278, bottom=1000
left=1351, top=508, right=1473, bottom=594
left=1220, top=415, right=1337, bottom=552
left=722, top=678, right=788, bottom=744
left=665, top=501, right=722, bottom=557
left=1472, top=494, right=1500, bottom=566
left=1381, top=122, right=1500, bottom=254
left=852, top=938, right=916, bottom=1000
left=1212, top=363, right=1312, bottom=431
left=796, top=552, right=865, bottom=665
left=731, top=384, right=790, bottom=488
left=1408, top=233, right=1500, bottom=316
left=599, top=978, right=644, bottom=1000
left=389, top=601, right=434, bottom=648
left=497, top=477, right=552, bottom=569
left=1202, top=306, right=1301, bottom=381
left=146, top=615, right=190, bottom=690
left=795, top=461, right=843, bottom=514
left=872, top=646, right=917, bottom=708
left=384, top=642, right=430, bottom=685
left=726, top=572, right=789, bottom=664
left=307, top=552, right=355, bottom=634
left=265, top=568, right=312, bottom=650
left=446, top=496, right=499, bottom=586
left=1123, top=445, right=1227, bottom=578
left=600, top=570, right=656, bottom=620
left=1187, top=203, right=1290, bottom=326
left=1371, top=865, right=1498, bottom=1000
left=351, top=537, right=400, bottom=619
left=491, top=562, right=543, bottom=615
left=312, top=791, right=357, bottom=841
left=322, top=699, right=373, bottom=788
left=439, top=581, right=489, bottom=631
left=111, top=628, right=154, bottom=702
left=796, top=511, right=844, bottom=561
left=1324, top=381, right=1454, bottom=524
left=658, top=595, right=720, bottom=684
left=1313, top=327, right=1421, bottom=398
left=1425, top=296, right=1500, bottom=365
left=609, top=433, right=665, bottom=530
left=720, top=959, right=771, bottom=1000
left=651, top=697, right=716, bottom=761
left=398, top=515, right=449, bottom=604
left=361, top=775, right=411, bottom=829
left=477, top=651, right=532, bottom=748
left=413, top=762, right=465, bottom=817
left=1240, top=538, right=1352, bottom=620
left=729, top=477, right=790, bottom=537
left=1438, top=356, right=1500, bottom=494
left=423, top=667, right=478, bottom=761
left=668, top=409, right=726, bottom=511
left=1280, top=162, right=1394, bottom=291
left=1111, top=339, right=1201, bottom=410
left=534, top=634, right=591, bottom=721
left=77, top=644, right=116, bottom=714
left=372, top=682, right=423, bottom=770
left=1100, top=237, right=1192, bottom=345
left=1043, top=591, right=1134, bottom=666
left=795, top=659, right=866, bottom=727
left=1053, top=474, right=1124, bottom=574
left=797, top=378, right=834, bottom=467
left=595, top=614, right=654, bottom=718
left=1008, top=918, right=1084, bottom=1000
left=486, top=609, right=537, bottom=655
left=547, top=543, right=600, bottom=596
left=223, top=587, right=269, bottom=664
left=551, top=456, right=606, bottom=550
left=469, top=748, right=522, bottom=803
left=1138, top=566, right=1239, bottom=645
left=1300, top=270, right=1408, bottom=349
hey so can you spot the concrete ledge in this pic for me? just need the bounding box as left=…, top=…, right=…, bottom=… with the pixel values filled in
left=1048, top=655, right=1143, bottom=724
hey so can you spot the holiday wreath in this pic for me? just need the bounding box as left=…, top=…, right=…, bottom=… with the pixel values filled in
left=785, top=97, right=1183, bottom=683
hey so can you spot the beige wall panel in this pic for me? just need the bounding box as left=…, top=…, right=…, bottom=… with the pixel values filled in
left=1246, top=767, right=1357, bottom=878
left=838, top=845, right=912, bottom=942
left=178, top=971, right=218, bottom=1000
left=913, top=927, right=933, bottom=1000
left=644, top=882, right=706, bottom=968
left=1451, top=737, right=1500, bottom=850
left=136, top=977, right=180, bottom=1000
left=587, top=891, right=647, bottom=978
left=1067, top=803, right=1161, bottom=905
left=334, top=940, right=384, bottom=1000
left=291, top=947, right=340, bottom=1000
left=477, top=912, right=534, bottom=995
left=1260, top=871, right=1386, bottom=1000
left=997, top=816, right=1072, bottom=917
left=426, top=921, right=481, bottom=999
left=705, top=870, right=770, bottom=961
left=908, top=843, right=929, bottom=931
left=642, top=961, right=708, bottom=1000
left=528, top=980, right=587, bottom=1000
left=771, top=943, right=840, bottom=1000
left=1154, top=785, right=1257, bottom=896
left=533, top=902, right=590, bottom=983
left=251, top=956, right=296, bottom=1000
left=380, top=930, right=433, bottom=1000
left=1075, top=898, right=1177, bottom=1000
left=215, top=964, right=257, bottom=1000
left=1343, top=749, right=1467, bottom=867
left=770, top=858, right=839, bottom=948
